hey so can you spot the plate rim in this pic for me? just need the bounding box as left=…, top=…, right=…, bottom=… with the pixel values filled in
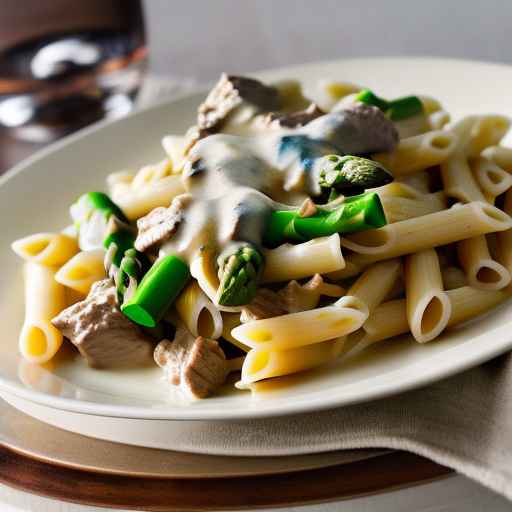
left=2, top=56, right=512, bottom=420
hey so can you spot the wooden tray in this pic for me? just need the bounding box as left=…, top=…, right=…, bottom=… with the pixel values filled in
left=0, top=400, right=452, bottom=510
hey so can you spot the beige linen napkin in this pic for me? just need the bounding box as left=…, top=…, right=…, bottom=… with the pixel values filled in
left=137, top=76, right=512, bottom=501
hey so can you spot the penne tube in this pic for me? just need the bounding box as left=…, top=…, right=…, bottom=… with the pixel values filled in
left=162, top=136, right=187, bottom=172
left=353, top=285, right=512, bottom=347
left=111, top=174, right=185, bottom=220
left=131, top=159, right=172, bottom=189
left=457, top=236, right=511, bottom=290
left=496, top=189, right=512, bottom=273
left=380, top=191, right=447, bottom=223
left=232, top=296, right=368, bottom=350
left=419, top=95, right=443, bottom=115
left=440, top=148, right=486, bottom=203
left=325, top=259, right=362, bottom=281
left=394, top=114, right=430, bottom=139
left=446, top=286, right=512, bottom=327
left=405, top=249, right=451, bottom=343
left=176, top=281, right=223, bottom=339
left=428, top=110, right=450, bottom=131
left=12, top=233, right=79, bottom=267
left=342, top=202, right=512, bottom=266
left=372, top=130, right=458, bottom=176
left=55, top=249, right=106, bottom=295
left=19, top=263, right=66, bottom=364
left=241, top=338, right=344, bottom=383
left=347, top=259, right=401, bottom=313
left=470, top=157, right=512, bottom=199
left=106, top=170, right=134, bottom=189
left=482, top=146, right=512, bottom=173
left=262, top=234, right=345, bottom=283
left=398, top=172, right=431, bottom=194
left=453, top=115, right=510, bottom=158
left=373, top=182, right=424, bottom=200
left=314, top=80, right=362, bottom=111
left=441, top=266, right=467, bottom=290
left=221, top=313, right=249, bottom=352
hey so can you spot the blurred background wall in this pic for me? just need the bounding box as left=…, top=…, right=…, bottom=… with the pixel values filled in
left=144, top=0, right=509, bottom=81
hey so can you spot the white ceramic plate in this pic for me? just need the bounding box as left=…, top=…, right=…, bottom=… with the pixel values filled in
left=2, top=57, right=512, bottom=422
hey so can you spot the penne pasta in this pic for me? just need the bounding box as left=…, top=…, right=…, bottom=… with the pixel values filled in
left=232, top=296, right=368, bottom=350
left=131, top=159, right=173, bottom=189
left=111, top=174, right=185, bottom=220
left=380, top=191, right=446, bottom=223
left=262, top=234, right=345, bottom=283
left=470, top=157, right=512, bottom=200
left=106, top=170, right=134, bottom=189
left=482, top=146, right=512, bottom=173
left=372, top=130, right=458, bottom=176
left=347, top=259, right=401, bottom=313
left=440, top=148, right=486, bottom=203
left=176, top=282, right=223, bottom=339
left=427, top=110, right=450, bottom=131
left=19, top=263, right=66, bottom=364
left=162, top=136, right=187, bottom=173
left=12, top=233, right=78, bottom=267
left=496, top=189, right=512, bottom=274
left=221, top=313, right=249, bottom=352
left=241, top=338, right=343, bottom=383
left=314, top=80, right=362, bottom=111
left=457, top=235, right=511, bottom=290
left=342, top=202, right=512, bottom=266
left=404, top=249, right=451, bottom=343
left=453, top=115, right=510, bottom=158
left=55, top=249, right=106, bottom=295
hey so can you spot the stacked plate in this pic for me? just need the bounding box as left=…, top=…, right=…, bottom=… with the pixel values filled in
left=2, top=58, right=512, bottom=455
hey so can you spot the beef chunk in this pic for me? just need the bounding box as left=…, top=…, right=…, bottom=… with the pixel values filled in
left=154, top=328, right=229, bottom=398
left=198, top=74, right=281, bottom=131
left=278, top=274, right=345, bottom=313
left=51, top=280, right=153, bottom=369
left=263, top=103, right=324, bottom=129
left=240, top=288, right=288, bottom=322
left=134, top=195, right=189, bottom=252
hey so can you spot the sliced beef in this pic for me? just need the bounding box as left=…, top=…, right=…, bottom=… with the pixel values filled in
left=240, top=288, right=288, bottom=322
left=134, top=195, right=189, bottom=252
left=154, top=328, right=229, bottom=398
left=198, top=74, right=281, bottom=132
left=263, top=103, right=324, bottom=129
left=278, top=274, right=345, bottom=313
left=51, top=279, right=153, bottom=369
left=307, top=105, right=399, bottom=155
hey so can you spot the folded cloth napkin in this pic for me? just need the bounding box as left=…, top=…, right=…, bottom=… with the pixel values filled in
left=137, top=76, right=512, bottom=501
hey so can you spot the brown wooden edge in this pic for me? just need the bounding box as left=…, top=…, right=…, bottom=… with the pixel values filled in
left=0, top=444, right=452, bottom=511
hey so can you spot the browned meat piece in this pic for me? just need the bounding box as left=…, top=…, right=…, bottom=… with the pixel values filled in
left=198, top=74, right=281, bottom=131
left=278, top=274, right=345, bottom=313
left=134, top=195, right=189, bottom=252
left=263, top=103, right=324, bottom=129
left=51, top=280, right=154, bottom=369
left=154, top=328, right=229, bottom=398
left=240, top=288, right=288, bottom=322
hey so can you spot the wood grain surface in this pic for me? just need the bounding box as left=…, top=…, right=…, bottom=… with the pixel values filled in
left=0, top=444, right=451, bottom=511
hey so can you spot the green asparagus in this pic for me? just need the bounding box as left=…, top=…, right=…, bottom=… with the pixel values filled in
left=121, top=255, right=190, bottom=328
left=216, top=243, right=265, bottom=307
left=318, top=155, right=393, bottom=196
left=264, top=192, right=387, bottom=247
left=356, top=89, right=423, bottom=121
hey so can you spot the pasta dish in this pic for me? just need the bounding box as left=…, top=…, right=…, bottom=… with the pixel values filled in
left=11, top=74, right=512, bottom=399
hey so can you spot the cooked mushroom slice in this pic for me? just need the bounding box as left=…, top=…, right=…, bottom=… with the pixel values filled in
left=154, top=328, right=229, bottom=398
left=198, top=73, right=281, bottom=131
left=134, top=195, right=190, bottom=252
left=51, top=279, right=154, bottom=369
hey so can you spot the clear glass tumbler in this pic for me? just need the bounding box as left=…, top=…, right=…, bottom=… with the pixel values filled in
left=0, top=0, right=147, bottom=142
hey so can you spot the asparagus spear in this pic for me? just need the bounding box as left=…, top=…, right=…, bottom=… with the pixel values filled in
left=122, top=255, right=190, bottom=328
left=216, top=243, right=265, bottom=307
left=264, top=192, right=387, bottom=247
left=356, top=89, right=423, bottom=121
left=71, top=192, right=128, bottom=251
left=318, top=154, right=393, bottom=196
